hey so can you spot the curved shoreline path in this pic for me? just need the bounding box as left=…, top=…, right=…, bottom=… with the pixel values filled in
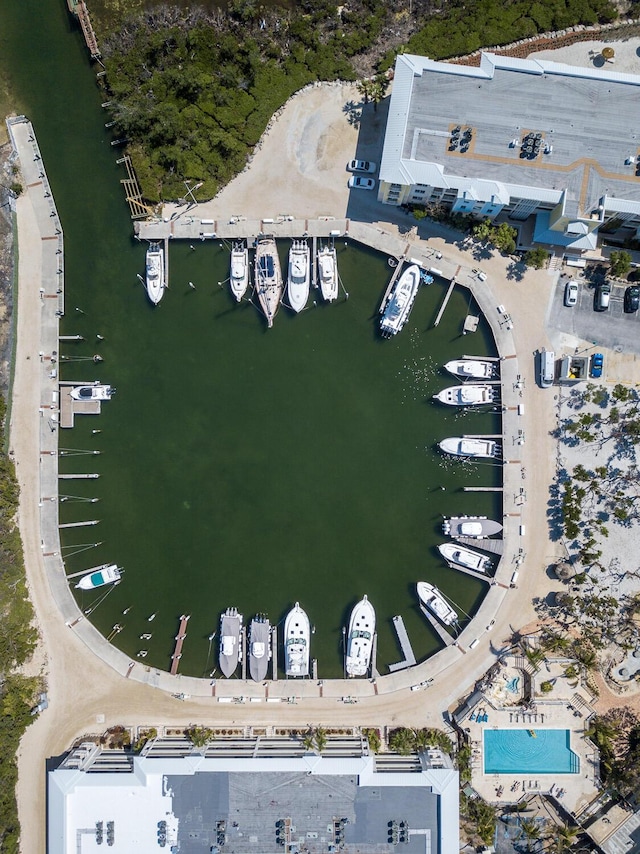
left=9, top=86, right=559, bottom=853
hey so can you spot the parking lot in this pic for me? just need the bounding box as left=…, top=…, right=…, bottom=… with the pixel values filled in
left=549, top=274, right=640, bottom=355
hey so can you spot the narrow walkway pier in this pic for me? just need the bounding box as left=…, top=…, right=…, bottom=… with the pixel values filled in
left=371, top=632, right=380, bottom=678
left=311, top=236, right=317, bottom=288
left=463, top=486, right=503, bottom=492
left=240, top=627, right=247, bottom=680
left=388, top=615, right=417, bottom=672
left=442, top=561, right=493, bottom=584
left=271, top=626, right=278, bottom=680
left=65, top=563, right=111, bottom=580
left=378, top=258, right=404, bottom=312
left=433, top=278, right=456, bottom=327
left=170, top=614, right=190, bottom=676
left=117, top=155, right=149, bottom=219
left=419, top=604, right=455, bottom=647
left=59, top=473, right=99, bottom=479
left=59, top=519, right=99, bottom=528
left=67, top=0, right=101, bottom=60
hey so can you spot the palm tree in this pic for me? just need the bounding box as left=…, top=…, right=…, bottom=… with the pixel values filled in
left=314, top=727, right=327, bottom=753
left=520, top=818, right=542, bottom=852
left=548, top=824, right=579, bottom=853
left=302, top=730, right=316, bottom=752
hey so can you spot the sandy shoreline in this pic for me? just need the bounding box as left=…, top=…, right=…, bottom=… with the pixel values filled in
left=10, top=37, right=640, bottom=853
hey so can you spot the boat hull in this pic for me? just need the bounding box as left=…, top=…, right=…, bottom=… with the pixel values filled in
left=284, top=603, right=310, bottom=677
left=75, top=564, right=121, bottom=590
left=439, top=437, right=500, bottom=459
left=249, top=617, right=271, bottom=682
left=219, top=608, right=243, bottom=678
left=380, top=264, right=421, bottom=337
left=444, top=359, right=498, bottom=380
left=287, top=242, right=310, bottom=313
left=70, top=384, right=115, bottom=401
left=443, top=516, right=503, bottom=538
left=145, top=243, right=165, bottom=305
left=434, top=384, right=496, bottom=406
left=416, top=581, right=457, bottom=626
left=318, top=247, right=339, bottom=302
left=346, top=595, right=375, bottom=677
left=229, top=246, right=249, bottom=302
left=438, top=542, right=491, bottom=573
left=254, top=238, right=283, bottom=327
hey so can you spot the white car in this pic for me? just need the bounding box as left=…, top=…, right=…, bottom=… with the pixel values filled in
left=348, top=176, right=375, bottom=190
left=348, top=159, right=376, bottom=173
left=564, top=280, right=579, bottom=307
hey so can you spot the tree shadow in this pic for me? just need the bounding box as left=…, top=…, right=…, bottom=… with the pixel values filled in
left=342, top=100, right=361, bottom=129
left=505, top=259, right=527, bottom=282
left=470, top=243, right=494, bottom=261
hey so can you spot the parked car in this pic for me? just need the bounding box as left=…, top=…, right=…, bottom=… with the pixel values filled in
left=595, top=282, right=611, bottom=311
left=348, top=159, right=376, bottom=173
left=348, top=176, right=375, bottom=190
left=564, top=280, right=579, bottom=307
left=624, top=284, right=640, bottom=313
left=590, top=352, right=604, bottom=378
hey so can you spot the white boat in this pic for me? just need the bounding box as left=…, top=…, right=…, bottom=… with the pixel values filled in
left=254, top=238, right=283, bottom=328
left=434, top=384, right=496, bottom=406
left=317, top=245, right=339, bottom=302
left=416, top=581, right=458, bottom=626
left=145, top=242, right=165, bottom=305
left=219, top=607, right=243, bottom=678
left=438, top=542, right=492, bottom=574
left=346, top=595, right=375, bottom=677
left=439, top=437, right=500, bottom=459
left=444, top=359, right=498, bottom=380
left=443, top=516, right=503, bottom=538
left=287, top=240, right=310, bottom=313
left=229, top=242, right=249, bottom=302
left=380, top=264, right=421, bottom=337
left=248, top=615, right=271, bottom=682
left=75, top=564, right=121, bottom=590
left=284, top=602, right=310, bottom=677
left=70, top=383, right=115, bottom=401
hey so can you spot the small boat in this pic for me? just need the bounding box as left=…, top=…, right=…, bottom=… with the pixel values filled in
left=443, top=516, right=503, bottom=538
left=254, top=238, right=283, bottom=328
left=317, top=245, right=339, bottom=302
left=75, top=564, right=121, bottom=590
left=287, top=240, right=310, bottom=313
left=346, top=595, right=375, bottom=677
left=284, top=602, right=310, bottom=677
left=380, top=264, right=421, bottom=338
left=417, top=581, right=458, bottom=626
left=70, top=384, right=115, bottom=401
left=145, top=242, right=165, bottom=305
left=439, top=437, right=501, bottom=459
left=248, top=614, right=271, bottom=682
left=147, top=613, right=156, bottom=622
left=229, top=242, right=249, bottom=302
left=219, top=607, right=243, bottom=678
left=444, top=359, right=498, bottom=380
left=434, top=384, right=496, bottom=406
left=438, top=542, right=492, bottom=574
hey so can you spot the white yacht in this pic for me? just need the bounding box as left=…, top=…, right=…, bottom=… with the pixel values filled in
left=434, top=384, right=496, bottom=406
left=219, top=607, right=243, bottom=678
left=444, top=359, right=498, bottom=380
left=443, top=516, right=503, bottom=538
left=248, top=615, right=271, bottom=682
left=70, top=384, right=115, bottom=401
left=145, top=242, right=165, bottom=305
left=287, top=240, right=310, bottom=313
left=75, top=564, right=121, bottom=590
left=416, top=581, right=458, bottom=626
left=439, top=437, right=500, bottom=459
left=317, top=245, right=339, bottom=302
left=284, top=602, right=310, bottom=677
left=346, top=595, right=375, bottom=677
left=229, top=242, right=249, bottom=302
left=254, top=238, right=283, bottom=328
left=380, top=264, right=421, bottom=338
left=438, top=542, right=492, bottom=574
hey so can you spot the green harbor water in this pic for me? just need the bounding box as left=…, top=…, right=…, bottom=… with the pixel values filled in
left=1, top=0, right=500, bottom=678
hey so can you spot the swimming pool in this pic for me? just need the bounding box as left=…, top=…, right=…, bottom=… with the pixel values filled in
left=484, top=729, right=580, bottom=775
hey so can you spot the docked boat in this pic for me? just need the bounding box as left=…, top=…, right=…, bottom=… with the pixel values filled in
left=438, top=542, right=492, bottom=574
left=254, top=238, right=283, bottom=328
left=380, top=264, right=421, bottom=338
left=444, top=359, right=498, bottom=380
left=229, top=242, right=249, bottom=302
left=219, top=607, right=243, bottom=678
left=439, top=437, right=501, bottom=459
left=248, top=614, right=271, bottom=682
left=70, top=384, right=115, bottom=401
left=317, top=245, right=339, bottom=302
left=346, top=595, right=376, bottom=677
left=145, top=242, right=165, bottom=305
left=443, top=516, right=503, bottom=538
left=284, top=602, right=310, bottom=677
left=75, top=564, right=121, bottom=590
left=287, top=240, right=310, bottom=313
left=434, top=384, right=496, bottom=406
left=416, top=581, right=458, bottom=626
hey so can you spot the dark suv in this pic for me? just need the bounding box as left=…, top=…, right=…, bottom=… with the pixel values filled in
left=624, top=285, right=640, bottom=313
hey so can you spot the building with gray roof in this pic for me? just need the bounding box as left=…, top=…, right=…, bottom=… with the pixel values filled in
left=48, top=736, right=459, bottom=853
left=378, top=52, right=640, bottom=255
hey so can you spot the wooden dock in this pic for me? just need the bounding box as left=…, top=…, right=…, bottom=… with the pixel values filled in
left=419, top=603, right=455, bottom=647
left=442, top=560, right=493, bottom=584
left=388, top=615, right=416, bottom=672
left=463, top=486, right=503, bottom=492
left=455, top=535, right=504, bottom=555
left=371, top=631, right=380, bottom=678
left=379, top=258, right=404, bottom=313
left=68, top=0, right=101, bottom=59
left=433, top=278, right=456, bottom=327
left=170, top=614, right=190, bottom=676
left=241, top=627, right=247, bottom=680
left=311, top=236, right=317, bottom=288
left=271, top=626, right=278, bottom=680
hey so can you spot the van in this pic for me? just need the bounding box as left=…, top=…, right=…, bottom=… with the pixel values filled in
left=595, top=282, right=611, bottom=311
left=539, top=349, right=554, bottom=388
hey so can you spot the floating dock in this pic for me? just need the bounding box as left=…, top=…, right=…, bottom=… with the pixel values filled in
left=388, top=615, right=416, bottom=672
left=170, top=614, right=190, bottom=676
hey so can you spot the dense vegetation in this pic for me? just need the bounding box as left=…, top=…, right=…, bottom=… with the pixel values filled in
left=0, top=395, right=39, bottom=854
left=100, top=0, right=618, bottom=203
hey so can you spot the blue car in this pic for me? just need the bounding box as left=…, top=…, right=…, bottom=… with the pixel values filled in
left=590, top=353, right=604, bottom=378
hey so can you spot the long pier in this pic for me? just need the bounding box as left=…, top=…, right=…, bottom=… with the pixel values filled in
left=419, top=603, right=455, bottom=647
left=59, top=519, right=99, bottom=528
left=433, top=278, right=456, bottom=327
left=59, top=473, right=100, bottom=479
left=388, top=615, right=416, bottom=672
left=463, top=486, right=503, bottom=492
left=170, top=614, right=190, bottom=676
left=442, top=561, right=493, bottom=584
left=65, top=563, right=112, bottom=580
left=378, top=258, right=404, bottom=313
left=271, top=626, right=278, bottom=680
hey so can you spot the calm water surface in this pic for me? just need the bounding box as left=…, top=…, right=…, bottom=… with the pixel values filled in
left=1, top=0, right=500, bottom=677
